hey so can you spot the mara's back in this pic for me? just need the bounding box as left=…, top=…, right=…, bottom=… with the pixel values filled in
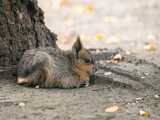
left=17, top=47, right=81, bottom=88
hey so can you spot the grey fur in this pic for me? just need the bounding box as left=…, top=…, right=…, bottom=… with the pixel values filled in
left=17, top=47, right=94, bottom=88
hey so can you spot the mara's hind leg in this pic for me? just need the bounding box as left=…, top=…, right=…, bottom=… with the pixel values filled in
left=17, top=69, right=44, bottom=86
left=17, top=50, right=53, bottom=87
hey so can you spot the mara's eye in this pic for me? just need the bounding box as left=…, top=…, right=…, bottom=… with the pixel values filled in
left=84, top=58, right=95, bottom=64
left=84, top=59, right=91, bottom=63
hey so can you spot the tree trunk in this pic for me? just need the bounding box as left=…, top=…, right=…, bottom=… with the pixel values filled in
left=0, top=0, right=57, bottom=67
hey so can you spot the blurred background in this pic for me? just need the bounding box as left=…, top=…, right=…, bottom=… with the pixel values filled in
left=37, top=0, right=160, bottom=54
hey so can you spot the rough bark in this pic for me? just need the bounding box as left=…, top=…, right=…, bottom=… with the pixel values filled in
left=0, top=0, right=57, bottom=67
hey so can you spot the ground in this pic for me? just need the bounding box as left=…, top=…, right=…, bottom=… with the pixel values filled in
left=0, top=49, right=160, bottom=120
left=0, top=0, right=160, bottom=120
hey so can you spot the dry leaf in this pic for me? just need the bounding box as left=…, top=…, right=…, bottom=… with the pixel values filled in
left=113, top=53, right=123, bottom=61
left=85, top=3, right=94, bottom=13
left=59, top=0, right=70, bottom=7
left=95, top=33, right=105, bottom=40
left=144, top=42, right=157, bottom=52
left=138, top=110, right=150, bottom=117
left=105, top=105, right=119, bottom=113
left=106, top=53, right=123, bottom=64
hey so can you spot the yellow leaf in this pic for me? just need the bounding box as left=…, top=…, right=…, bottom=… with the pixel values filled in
left=60, top=0, right=70, bottom=7
left=144, top=42, right=157, bottom=52
left=95, top=33, right=105, bottom=40
left=85, top=3, right=94, bottom=13
left=105, top=105, right=119, bottom=113
left=138, top=110, right=150, bottom=117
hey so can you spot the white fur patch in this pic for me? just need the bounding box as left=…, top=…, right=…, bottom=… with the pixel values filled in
left=17, top=77, right=28, bottom=84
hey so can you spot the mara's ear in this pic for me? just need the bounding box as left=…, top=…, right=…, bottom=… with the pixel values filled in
left=72, top=36, right=83, bottom=57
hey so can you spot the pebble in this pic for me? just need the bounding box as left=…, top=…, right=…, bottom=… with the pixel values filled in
left=19, top=102, right=25, bottom=107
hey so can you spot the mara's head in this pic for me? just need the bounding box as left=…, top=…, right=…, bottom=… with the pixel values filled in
left=72, top=36, right=96, bottom=82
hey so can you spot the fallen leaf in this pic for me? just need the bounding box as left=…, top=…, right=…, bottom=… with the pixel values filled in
left=85, top=3, right=94, bottom=13
left=113, top=53, right=123, bottom=61
left=95, top=33, right=105, bottom=40
left=138, top=110, right=150, bottom=117
left=105, top=53, right=123, bottom=64
left=144, top=42, right=157, bottom=52
left=59, top=0, right=70, bottom=7
left=105, top=105, right=119, bottom=113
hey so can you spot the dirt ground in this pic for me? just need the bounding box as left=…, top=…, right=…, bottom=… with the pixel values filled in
left=0, top=0, right=160, bottom=120
left=0, top=49, right=160, bottom=120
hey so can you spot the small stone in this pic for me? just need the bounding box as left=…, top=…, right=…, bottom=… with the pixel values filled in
left=141, top=76, right=145, bottom=79
left=145, top=73, right=149, bottom=76
left=136, top=97, right=143, bottom=101
left=154, top=94, right=160, bottom=99
left=19, top=102, right=25, bottom=107
left=35, top=85, right=39, bottom=89
left=105, top=105, right=119, bottom=113
left=104, top=72, right=112, bottom=76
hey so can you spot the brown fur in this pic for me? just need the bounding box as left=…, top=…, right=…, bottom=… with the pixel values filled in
left=17, top=36, right=95, bottom=88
